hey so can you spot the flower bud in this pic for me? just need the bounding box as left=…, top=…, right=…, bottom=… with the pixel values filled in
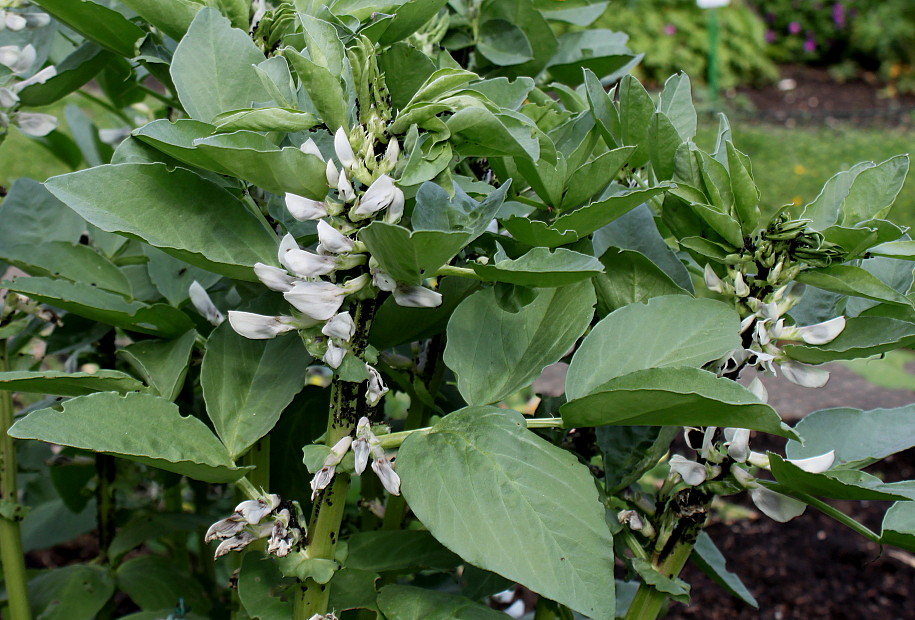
left=385, top=138, right=400, bottom=165
left=334, top=127, right=356, bottom=168
left=704, top=264, right=724, bottom=294
left=326, top=159, right=340, bottom=187
left=189, top=281, right=224, bottom=326
left=733, top=271, right=750, bottom=297
left=337, top=171, right=355, bottom=203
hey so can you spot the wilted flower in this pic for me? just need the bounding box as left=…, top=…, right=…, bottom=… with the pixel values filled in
left=322, top=312, right=355, bottom=341
left=189, top=281, right=224, bottom=326
left=266, top=508, right=300, bottom=557
left=366, top=364, right=388, bottom=407
left=204, top=514, right=246, bottom=542
left=668, top=454, right=707, bottom=486
left=392, top=285, right=442, bottom=308
left=323, top=339, right=346, bottom=369
left=228, top=311, right=302, bottom=339
left=236, top=494, right=281, bottom=524
left=311, top=436, right=353, bottom=500
left=371, top=455, right=401, bottom=496
left=214, top=531, right=259, bottom=558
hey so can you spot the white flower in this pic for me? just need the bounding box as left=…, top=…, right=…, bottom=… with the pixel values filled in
left=796, top=316, right=846, bottom=345
left=371, top=455, right=401, bottom=495
left=334, top=126, right=355, bottom=168
left=285, top=193, right=328, bottom=221
left=283, top=248, right=337, bottom=277
left=724, top=428, right=751, bottom=463
left=325, top=159, right=339, bottom=187
left=13, top=112, right=56, bottom=137
left=384, top=186, right=405, bottom=225
left=300, top=138, right=323, bottom=160
left=372, top=269, right=397, bottom=292
left=317, top=219, right=355, bottom=254
left=254, top=262, right=297, bottom=292
left=787, top=451, right=835, bottom=474
left=0, top=44, right=35, bottom=74
left=780, top=360, right=829, bottom=388
left=351, top=175, right=397, bottom=220
left=733, top=271, right=750, bottom=297
left=337, top=171, right=355, bottom=202
left=353, top=417, right=373, bottom=475
left=0, top=87, right=18, bottom=107
left=393, top=285, right=442, bottom=308
left=322, top=312, right=355, bottom=341
left=228, top=311, right=301, bottom=339
left=749, top=487, right=806, bottom=522
left=24, top=13, right=51, bottom=28
left=189, top=281, right=224, bottom=326
left=4, top=12, right=27, bottom=31
left=235, top=494, right=280, bottom=524
left=205, top=515, right=246, bottom=542
left=284, top=281, right=347, bottom=321
left=385, top=138, right=400, bottom=165
left=366, top=365, right=388, bottom=407
left=704, top=264, right=724, bottom=293
left=323, top=339, right=346, bottom=369
left=214, top=531, right=258, bottom=558
left=266, top=509, right=300, bottom=557
left=311, top=436, right=353, bottom=499
left=747, top=376, right=768, bottom=402
left=668, top=454, right=706, bottom=486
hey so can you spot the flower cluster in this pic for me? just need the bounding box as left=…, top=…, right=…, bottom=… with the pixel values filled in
left=227, top=128, right=440, bottom=406
left=310, top=416, right=400, bottom=499
left=705, top=266, right=846, bottom=390
left=205, top=494, right=303, bottom=558
left=0, top=5, right=57, bottom=140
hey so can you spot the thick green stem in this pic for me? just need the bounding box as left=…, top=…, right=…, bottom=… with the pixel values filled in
left=294, top=299, right=376, bottom=619
left=0, top=340, right=31, bottom=620
left=623, top=538, right=695, bottom=620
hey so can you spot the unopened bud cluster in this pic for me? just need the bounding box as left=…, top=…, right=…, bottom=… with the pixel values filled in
left=310, top=416, right=400, bottom=500
left=205, top=494, right=303, bottom=559
left=0, top=3, right=57, bottom=140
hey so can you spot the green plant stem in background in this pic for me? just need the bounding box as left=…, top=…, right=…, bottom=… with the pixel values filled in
left=0, top=340, right=32, bottom=620
left=95, top=453, right=116, bottom=562
left=294, top=299, right=377, bottom=619
left=759, top=481, right=881, bottom=542
left=244, top=436, right=271, bottom=492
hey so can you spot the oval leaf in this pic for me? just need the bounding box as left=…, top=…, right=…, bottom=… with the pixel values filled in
left=0, top=370, right=145, bottom=397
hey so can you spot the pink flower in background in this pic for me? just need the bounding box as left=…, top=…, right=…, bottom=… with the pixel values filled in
left=765, top=29, right=776, bottom=43
left=788, top=21, right=801, bottom=35
left=832, top=2, right=845, bottom=27
left=663, top=24, right=676, bottom=36
left=804, top=37, right=817, bottom=52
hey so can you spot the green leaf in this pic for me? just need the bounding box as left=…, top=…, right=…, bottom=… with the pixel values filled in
left=561, top=367, right=796, bottom=438
left=0, top=178, right=86, bottom=250
left=552, top=185, right=670, bottom=238
left=659, top=73, right=697, bottom=141
left=688, top=202, right=743, bottom=248
left=413, top=181, right=509, bottom=239
left=514, top=154, right=566, bottom=207
left=797, top=265, right=914, bottom=307
left=284, top=48, right=348, bottom=132
left=377, top=0, right=450, bottom=46
left=697, top=151, right=735, bottom=216
left=547, top=29, right=638, bottom=86
left=584, top=68, right=619, bottom=149
left=445, top=281, right=595, bottom=406
left=480, top=0, right=558, bottom=80
left=690, top=532, right=758, bottom=608
left=377, top=585, right=509, bottom=620
left=881, top=502, right=915, bottom=552
left=398, top=407, right=615, bottom=618
left=839, top=155, right=910, bottom=225
left=786, top=404, right=915, bottom=469
left=213, top=108, right=320, bottom=133
left=726, top=142, right=760, bottom=233
left=33, top=0, right=144, bottom=56
left=0, top=241, right=132, bottom=297
left=27, top=565, right=115, bottom=620
left=202, top=324, right=310, bottom=459
left=500, top=217, right=579, bottom=248
left=647, top=112, right=681, bottom=182
left=446, top=108, right=542, bottom=161
left=477, top=19, right=533, bottom=66
left=170, top=9, right=267, bottom=123
left=618, top=74, right=654, bottom=168
left=297, top=13, right=346, bottom=75
left=869, top=240, right=915, bottom=260
left=119, top=330, right=197, bottom=401
left=0, top=370, right=145, bottom=396
left=239, top=554, right=294, bottom=620
left=631, top=558, right=690, bottom=604
left=597, top=425, right=678, bottom=494
left=473, top=247, right=603, bottom=287
left=193, top=131, right=329, bottom=198
left=118, top=0, right=203, bottom=40
left=8, top=392, right=248, bottom=483
left=359, top=222, right=470, bottom=285
left=45, top=163, right=280, bottom=281
left=132, top=119, right=230, bottom=174
left=801, top=161, right=872, bottom=230
left=783, top=316, right=915, bottom=364
left=566, top=295, right=740, bottom=401
left=328, top=569, right=381, bottom=613
left=593, top=248, right=688, bottom=316
left=18, top=42, right=114, bottom=107
left=143, top=246, right=222, bottom=307
left=116, top=556, right=210, bottom=614
left=3, top=276, right=194, bottom=337
left=379, top=43, right=437, bottom=111
left=768, top=454, right=915, bottom=501
left=345, top=530, right=461, bottom=573
left=562, top=146, right=635, bottom=209
left=109, top=512, right=210, bottom=561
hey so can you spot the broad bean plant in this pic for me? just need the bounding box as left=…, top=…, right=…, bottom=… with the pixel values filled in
left=2, top=1, right=915, bottom=619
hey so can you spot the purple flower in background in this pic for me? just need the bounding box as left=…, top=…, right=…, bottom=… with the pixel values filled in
left=804, top=37, right=817, bottom=53
left=833, top=2, right=845, bottom=27
left=765, top=29, right=776, bottom=43
left=788, top=21, right=802, bottom=35
left=663, top=24, right=676, bottom=36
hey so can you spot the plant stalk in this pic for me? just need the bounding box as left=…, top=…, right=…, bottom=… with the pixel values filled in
left=293, top=299, right=376, bottom=619
left=0, top=339, right=32, bottom=620
left=623, top=537, right=695, bottom=620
